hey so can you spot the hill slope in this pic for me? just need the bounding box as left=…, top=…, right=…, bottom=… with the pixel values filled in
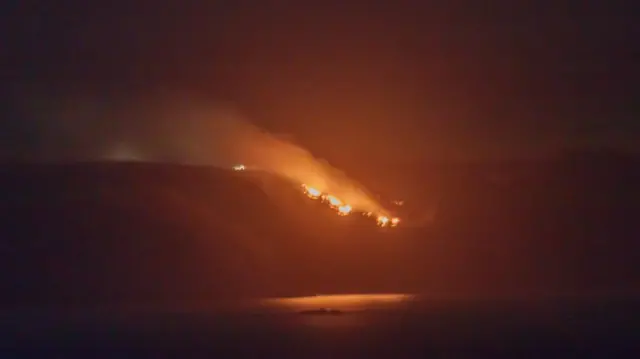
left=0, top=159, right=638, bottom=308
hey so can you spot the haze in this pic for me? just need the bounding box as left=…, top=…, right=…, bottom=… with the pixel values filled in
left=7, top=92, right=389, bottom=215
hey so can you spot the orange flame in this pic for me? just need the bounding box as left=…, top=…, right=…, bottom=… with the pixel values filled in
left=326, top=195, right=343, bottom=207
left=302, top=184, right=322, bottom=199
left=337, top=204, right=352, bottom=216
left=377, top=216, right=390, bottom=227
left=301, top=185, right=399, bottom=226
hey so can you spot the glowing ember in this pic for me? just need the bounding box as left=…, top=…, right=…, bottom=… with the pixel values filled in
left=300, top=185, right=399, bottom=227
left=337, top=204, right=352, bottom=216
left=302, top=184, right=322, bottom=199
left=377, top=216, right=390, bottom=227
left=326, top=195, right=343, bottom=207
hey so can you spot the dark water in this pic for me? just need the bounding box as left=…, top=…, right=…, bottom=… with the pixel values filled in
left=1, top=294, right=638, bottom=358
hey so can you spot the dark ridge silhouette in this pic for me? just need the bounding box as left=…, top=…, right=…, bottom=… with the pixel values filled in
left=0, top=154, right=639, bottom=309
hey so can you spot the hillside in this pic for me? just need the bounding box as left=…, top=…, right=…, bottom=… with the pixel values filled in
left=0, top=158, right=638, bottom=309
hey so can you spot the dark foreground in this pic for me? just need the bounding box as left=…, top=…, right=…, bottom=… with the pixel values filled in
left=0, top=158, right=639, bottom=357
left=1, top=294, right=638, bottom=358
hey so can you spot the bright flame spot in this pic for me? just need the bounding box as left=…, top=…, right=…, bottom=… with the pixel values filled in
left=326, top=195, right=343, bottom=207
left=377, top=216, right=390, bottom=227
left=302, top=184, right=322, bottom=199
left=337, top=204, right=352, bottom=216
left=232, top=164, right=246, bottom=171
left=299, top=185, right=398, bottom=227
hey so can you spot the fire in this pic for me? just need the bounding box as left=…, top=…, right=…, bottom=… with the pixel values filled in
left=232, top=164, right=246, bottom=171
left=302, top=184, right=322, bottom=199
left=337, top=204, right=352, bottom=216
left=377, top=216, right=390, bottom=227
left=326, top=195, right=343, bottom=207
left=301, top=184, right=400, bottom=227
left=303, top=184, right=352, bottom=216
left=376, top=216, right=400, bottom=227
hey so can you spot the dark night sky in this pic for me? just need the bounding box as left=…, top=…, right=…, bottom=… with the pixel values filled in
left=2, top=1, right=638, bottom=165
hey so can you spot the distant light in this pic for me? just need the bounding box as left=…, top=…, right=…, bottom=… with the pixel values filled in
left=232, top=164, right=246, bottom=171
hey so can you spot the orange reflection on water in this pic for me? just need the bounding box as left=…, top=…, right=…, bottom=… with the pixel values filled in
left=261, top=293, right=414, bottom=312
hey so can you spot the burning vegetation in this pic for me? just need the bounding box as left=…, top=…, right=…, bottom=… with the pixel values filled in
left=301, top=184, right=400, bottom=228
left=233, top=163, right=400, bottom=227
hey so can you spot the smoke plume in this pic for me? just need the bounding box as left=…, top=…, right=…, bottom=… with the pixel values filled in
left=5, top=92, right=390, bottom=215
